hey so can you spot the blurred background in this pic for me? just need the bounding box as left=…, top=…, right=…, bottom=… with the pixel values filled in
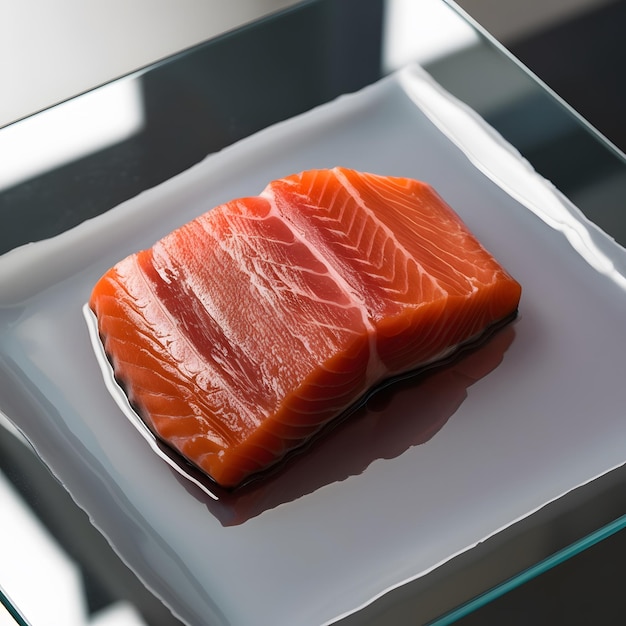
left=2, top=1, right=625, bottom=625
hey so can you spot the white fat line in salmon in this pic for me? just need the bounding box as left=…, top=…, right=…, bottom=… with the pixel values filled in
left=260, top=184, right=384, bottom=385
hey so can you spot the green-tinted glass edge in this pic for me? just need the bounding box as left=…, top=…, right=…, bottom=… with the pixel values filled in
left=0, top=585, right=31, bottom=626
left=428, top=513, right=626, bottom=625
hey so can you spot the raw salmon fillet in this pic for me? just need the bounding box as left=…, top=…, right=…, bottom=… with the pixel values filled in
left=89, top=168, right=521, bottom=488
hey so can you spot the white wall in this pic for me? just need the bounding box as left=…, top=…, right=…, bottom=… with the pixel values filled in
left=0, top=0, right=299, bottom=127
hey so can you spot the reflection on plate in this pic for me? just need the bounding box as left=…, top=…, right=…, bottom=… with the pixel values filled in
left=1, top=65, right=626, bottom=626
left=84, top=303, right=516, bottom=524
left=204, top=323, right=517, bottom=527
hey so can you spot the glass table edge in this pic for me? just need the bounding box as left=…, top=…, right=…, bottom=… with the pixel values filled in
left=0, top=584, right=30, bottom=626
left=442, top=0, right=626, bottom=166
left=428, top=512, right=626, bottom=625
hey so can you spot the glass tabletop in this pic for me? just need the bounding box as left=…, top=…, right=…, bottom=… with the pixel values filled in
left=1, top=1, right=625, bottom=624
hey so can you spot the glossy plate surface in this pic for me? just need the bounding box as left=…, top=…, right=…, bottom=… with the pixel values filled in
left=1, top=65, right=626, bottom=626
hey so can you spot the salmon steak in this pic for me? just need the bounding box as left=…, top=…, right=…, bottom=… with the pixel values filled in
left=89, top=168, right=521, bottom=488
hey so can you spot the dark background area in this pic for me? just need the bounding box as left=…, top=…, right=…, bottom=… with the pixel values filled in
left=508, top=0, right=626, bottom=155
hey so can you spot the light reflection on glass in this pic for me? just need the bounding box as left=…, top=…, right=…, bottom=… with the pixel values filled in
left=0, top=80, right=144, bottom=192
left=382, top=0, right=479, bottom=71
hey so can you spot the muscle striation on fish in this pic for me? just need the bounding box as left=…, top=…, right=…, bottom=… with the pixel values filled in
left=89, top=168, right=521, bottom=488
